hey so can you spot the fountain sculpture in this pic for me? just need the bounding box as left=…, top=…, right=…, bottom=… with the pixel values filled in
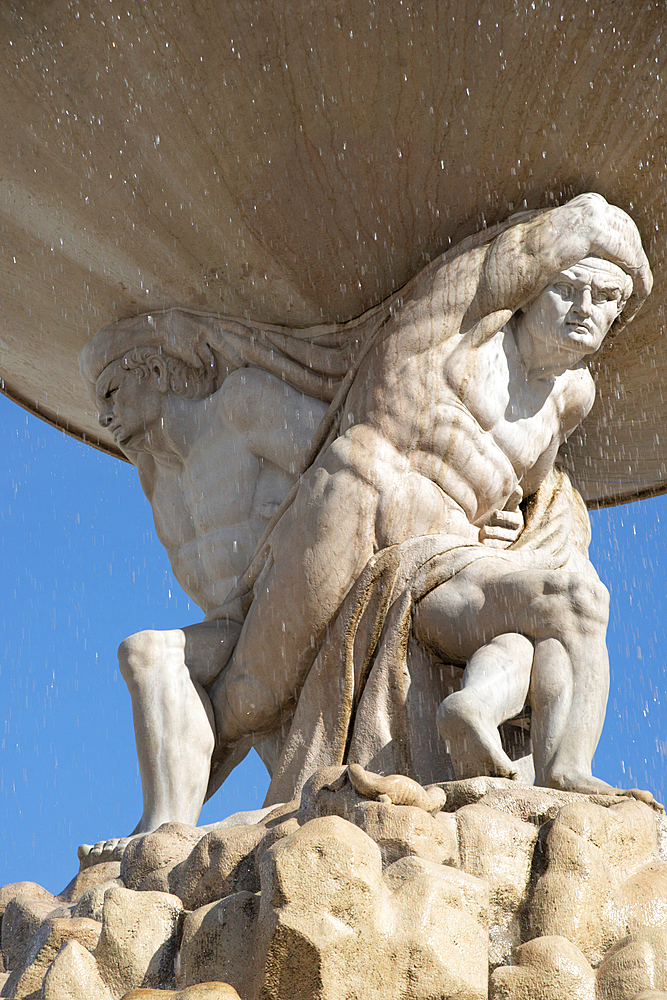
left=1, top=2, right=666, bottom=998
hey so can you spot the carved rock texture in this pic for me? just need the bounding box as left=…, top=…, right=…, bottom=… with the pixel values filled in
left=1, top=894, right=69, bottom=973
left=3, top=779, right=667, bottom=1000
left=177, top=893, right=261, bottom=995
left=247, top=816, right=488, bottom=1000
left=3, top=917, right=101, bottom=999
left=22, top=886, right=183, bottom=1000
left=41, top=940, right=113, bottom=1000
left=122, top=985, right=241, bottom=999
left=121, top=824, right=205, bottom=891
left=60, top=862, right=123, bottom=902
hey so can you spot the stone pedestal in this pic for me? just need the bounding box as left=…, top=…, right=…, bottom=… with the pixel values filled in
left=3, top=773, right=667, bottom=1000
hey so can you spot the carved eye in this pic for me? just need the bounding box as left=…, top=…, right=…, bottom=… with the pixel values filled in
left=553, top=282, right=574, bottom=298
left=592, top=290, right=616, bottom=305
left=105, top=385, right=118, bottom=399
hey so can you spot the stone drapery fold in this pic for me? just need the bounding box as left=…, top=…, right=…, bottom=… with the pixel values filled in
left=263, top=465, right=590, bottom=805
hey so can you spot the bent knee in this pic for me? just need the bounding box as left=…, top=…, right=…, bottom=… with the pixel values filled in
left=545, top=572, right=609, bottom=630
left=437, top=689, right=478, bottom=731
left=118, top=629, right=186, bottom=684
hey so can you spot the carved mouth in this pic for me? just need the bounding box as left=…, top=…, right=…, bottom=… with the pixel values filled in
left=566, top=323, right=594, bottom=336
left=109, top=423, right=131, bottom=445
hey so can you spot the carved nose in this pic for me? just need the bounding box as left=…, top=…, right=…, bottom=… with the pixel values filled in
left=572, top=289, right=593, bottom=316
left=98, top=408, right=113, bottom=428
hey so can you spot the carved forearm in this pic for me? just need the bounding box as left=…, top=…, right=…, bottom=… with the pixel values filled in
left=470, top=194, right=650, bottom=323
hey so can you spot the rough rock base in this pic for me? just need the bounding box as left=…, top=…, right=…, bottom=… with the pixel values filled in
left=2, top=771, right=667, bottom=1000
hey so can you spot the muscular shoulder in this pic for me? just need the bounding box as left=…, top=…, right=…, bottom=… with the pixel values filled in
left=554, top=366, right=596, bottom=435
left=135, top=452, right=158, bottom=499
left=217, top=367, right=318, bottom=432
left=215, top=367, right=269, bottom=431
left=215, top=366, right=328, bottom=472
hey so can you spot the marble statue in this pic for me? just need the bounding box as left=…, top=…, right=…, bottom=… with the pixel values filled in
left=78, top=194, right=652, bottom=859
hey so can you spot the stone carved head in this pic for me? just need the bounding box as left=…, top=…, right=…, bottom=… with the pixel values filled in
left=93, top=345, right=220, bottom=451
left=119, top=345, right=218, bottom=399
left=80, top=310, right=231, bottom=400
left=517, top=256, right=636, bottom=370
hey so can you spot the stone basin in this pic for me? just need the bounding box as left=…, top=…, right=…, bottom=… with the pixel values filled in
left=0, top=0, right=664, bottom=505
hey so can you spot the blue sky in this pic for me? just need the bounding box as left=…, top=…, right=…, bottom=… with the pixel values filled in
left=1, top=391, right=666, bottom=893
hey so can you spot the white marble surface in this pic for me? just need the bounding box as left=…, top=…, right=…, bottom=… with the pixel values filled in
left=79, top=195, right=652, bottom=856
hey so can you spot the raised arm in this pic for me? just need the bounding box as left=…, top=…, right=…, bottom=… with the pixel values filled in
left=465, top=193, right=652, bottom=327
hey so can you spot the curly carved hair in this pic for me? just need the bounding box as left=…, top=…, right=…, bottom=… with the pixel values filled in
left=121, top=346, right=218, bottom=400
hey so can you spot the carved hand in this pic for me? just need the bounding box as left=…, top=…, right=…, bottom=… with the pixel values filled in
left=568, top=192, right=652, bottom=302
left=479, top=508, right=524, bottom=549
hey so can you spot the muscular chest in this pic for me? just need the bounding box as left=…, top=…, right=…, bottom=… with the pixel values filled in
left=445, top=332, right=565, bottom=475
left=145, top=432, right=262, bottom=546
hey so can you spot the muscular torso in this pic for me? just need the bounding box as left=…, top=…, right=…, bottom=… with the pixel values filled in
left=320, top=299, right=595, bottom=549
left=138, top=435, right=290, bottom=613
left=134, top=369, right=328, bottom=613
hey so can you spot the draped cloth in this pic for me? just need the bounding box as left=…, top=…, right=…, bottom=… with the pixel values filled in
left=262, top=465, right=592, bottom=805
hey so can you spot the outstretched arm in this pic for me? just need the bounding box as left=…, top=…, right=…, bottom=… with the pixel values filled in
left=465, top=193, right=651, bottom=327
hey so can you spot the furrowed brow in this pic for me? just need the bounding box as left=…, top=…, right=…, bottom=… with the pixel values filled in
left=96, top=375, right=113, bottom=399
left=590, top=280, right=622, bottom=297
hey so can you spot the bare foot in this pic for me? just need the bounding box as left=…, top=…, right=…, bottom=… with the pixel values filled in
left=77, top=836, right=138, bottom=870
left=545, top=773, right=665, bottom=811
left=437, top=692, right=518, bottom=781
left=624, top=787, right=665, bottom=812
left=545, top=772, right=619, bottom=795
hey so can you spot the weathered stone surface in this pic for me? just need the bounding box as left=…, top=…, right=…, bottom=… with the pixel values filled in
left=354, top=800, right=458, bottom=868
left=250, top=813, right=383, bottom=1000
left=121, top=824, right=205, bottom=891
left=42, top=940, right=113, bottom=1000
left=253, top=818, right=302, bottom=879
left=555, top=798, right=659, bottom=876
left=492, top=928, right=667, bottom=1000
left=529, top=799, right=666, bottom=966
left=490, top=935, right=595, bottom=1000
left=249, top=814, right=488, bottom=1000
left=299, top=765, right=369, bottom=823
left=0, top=882, right=59, bottom=972
left=121, top=823, right=267, bottom=908
left=618, top=861, right=667, bottom=934
left=38, top=888, right=184, bottom=998
left=93, top=886, right=183, bottom=995
left=122, top=984, right=241, bottom=999
left=60, top=862, right=123, bottom=903
left=597, top=929, right=667, bottom=999
left=176, top=892, right=261, bottom=992
left=167, top=825, right=266, bottom=910
left=72, top=880, right=125, bottom=922
left=384, top=852, right=489, bottom=927
left=441, top=776, right=650, bottom=826
left=301, top=766, right=459, bottom=869
left=1, top=894, right=68, bottom=973
left=5, top=782, right=667, bottom=999
left=457, top=803, right=538, bottom=967
left=0, top=883, right=54, bottom=921
left=1, top=916, right=101, bottom=999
